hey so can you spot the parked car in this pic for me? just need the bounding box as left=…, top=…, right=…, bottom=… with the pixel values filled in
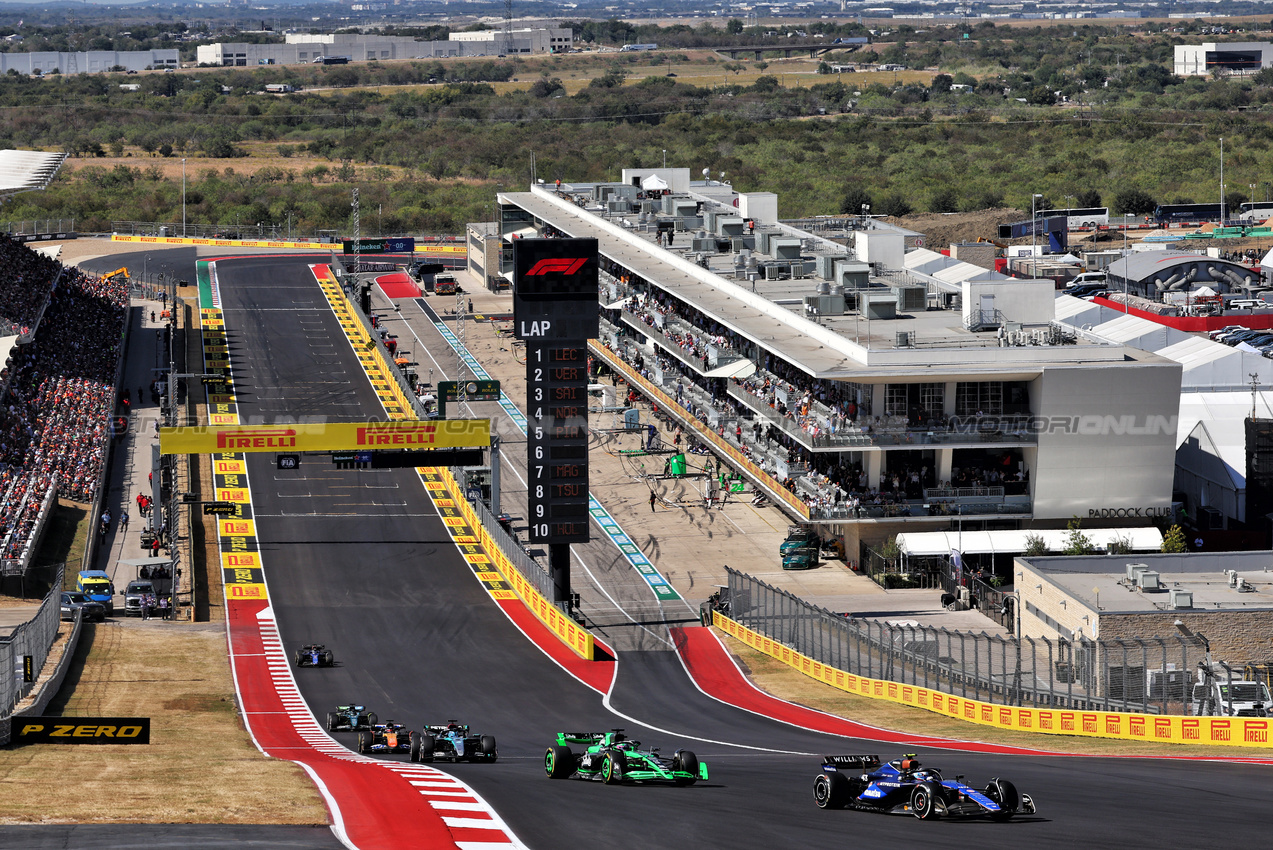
left=60, top=591, right=106, bottom=622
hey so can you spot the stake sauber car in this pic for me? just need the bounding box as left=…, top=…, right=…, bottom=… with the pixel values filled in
left=545, top=730, right=707, bottom=786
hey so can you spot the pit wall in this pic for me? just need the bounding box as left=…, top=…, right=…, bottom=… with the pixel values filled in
left=714, top=611, right=1273, bottom=749
left=431, top=468, right=597, bottom=662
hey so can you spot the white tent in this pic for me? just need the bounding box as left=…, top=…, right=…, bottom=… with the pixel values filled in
left=896, top=527, right=1163, bottom=557
left=641, top=174, right=669, bottom=191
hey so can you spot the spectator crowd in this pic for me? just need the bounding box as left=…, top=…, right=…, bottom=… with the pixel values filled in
left=0, top=244, right=128, bottom=560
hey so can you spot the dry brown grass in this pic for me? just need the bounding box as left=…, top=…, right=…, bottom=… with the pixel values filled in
left=718, top=629, right=1273, bottom=758
left=0, top=622, right=326, bottom=824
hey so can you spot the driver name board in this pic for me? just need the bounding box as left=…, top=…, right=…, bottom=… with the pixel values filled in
left=525, top=344, right=590, bottom=544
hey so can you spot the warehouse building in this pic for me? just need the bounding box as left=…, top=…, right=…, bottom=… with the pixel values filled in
left=492, top=173, right=1183, bottom=557
left=0, top=50, right=178, bottom=75
left=197, top=27, right=571, bottom=67
left=1174, top=42, right=1273, bottom=77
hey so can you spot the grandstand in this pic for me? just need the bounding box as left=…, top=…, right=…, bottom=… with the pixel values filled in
left=0, top=150, right=67, bottom=200
left=0, top=234, right=127, bottom=572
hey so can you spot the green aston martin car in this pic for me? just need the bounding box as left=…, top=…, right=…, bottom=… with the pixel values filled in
left=544, top=730, right=707, bottom=786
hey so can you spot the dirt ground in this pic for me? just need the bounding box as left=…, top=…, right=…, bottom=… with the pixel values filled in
left=0, top=622, right=326, bottom=824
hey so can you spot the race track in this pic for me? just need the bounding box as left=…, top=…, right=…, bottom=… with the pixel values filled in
left=20, top=252, right=1268, bottom=849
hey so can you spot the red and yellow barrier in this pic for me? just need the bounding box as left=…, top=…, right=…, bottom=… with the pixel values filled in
left=112, top=234, right=465, bottom=254
left=590, top=344, right=810, bottom=520
left=434, top=469, right=596, bottom=662
left=715, top=611, right=1273, bottom=749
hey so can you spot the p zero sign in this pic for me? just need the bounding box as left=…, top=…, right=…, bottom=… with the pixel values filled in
left=514, top=238, right=598, bottom=546
left=16, top=717, right=151, bottom=744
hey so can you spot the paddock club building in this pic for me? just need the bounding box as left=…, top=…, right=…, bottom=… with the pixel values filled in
left=492, top=174, right=1182, bottom=559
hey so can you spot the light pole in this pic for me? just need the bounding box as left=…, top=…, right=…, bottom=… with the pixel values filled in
left=662, top=149, right=667, bottom=169
left=181, top=158, right=186, bottom=237
left=1220, top=136, right=1226, bottom=222
left=1031, top=193, right=1042, bottom=279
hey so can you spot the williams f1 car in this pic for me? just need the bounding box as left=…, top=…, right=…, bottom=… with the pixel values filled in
left=358, top=722, right=414, bottom=756
left=813, top=754, right=1036, bottom=821
left=544, top=730, right=707, bottom=786
left=410, top=722, right=497, bottom=763
left=326, top=704, right=378, bottom=732
left=295, top=644, right=334, bottom=667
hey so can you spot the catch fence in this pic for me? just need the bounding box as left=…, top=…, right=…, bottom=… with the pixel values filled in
left=0, top=563, right=65, bottom=717
left=724, top=566, right=1210, bottom=716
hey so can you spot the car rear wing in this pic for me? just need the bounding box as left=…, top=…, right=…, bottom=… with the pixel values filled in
left=556, top=731, right=611, bottom=745
left=822, top=755, right=881, bottom=770
left=336, top=705, right=366, bottom=712
left=424, top=723, right=470, bottom=734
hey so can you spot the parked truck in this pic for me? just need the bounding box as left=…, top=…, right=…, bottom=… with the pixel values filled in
left=1192, top=668, right=1272, bottom=716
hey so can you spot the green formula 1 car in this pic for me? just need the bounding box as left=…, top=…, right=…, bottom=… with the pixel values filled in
left=544, top=730, right=708, bottom=786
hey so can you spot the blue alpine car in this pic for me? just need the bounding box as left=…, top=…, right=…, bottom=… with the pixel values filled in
left=813, top=754, right=1036, bottom=821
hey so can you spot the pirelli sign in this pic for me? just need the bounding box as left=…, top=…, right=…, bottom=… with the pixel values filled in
left=16, top=717, right=151, bottom=744
left=159, top=420, right=490, bottom=455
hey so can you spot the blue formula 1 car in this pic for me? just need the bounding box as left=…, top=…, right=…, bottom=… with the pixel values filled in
left=295, top=644, right=334, bottom=667
left=812, top=754, right=1037, bottom=821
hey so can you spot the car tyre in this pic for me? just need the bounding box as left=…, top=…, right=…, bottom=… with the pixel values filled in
left=327, top=712, right=338, bottom=732
left=358, top=731, right=372, bottom=754
left=911, top=781, right=941, bottom=820
left=418, top=733, right=435, bottom=763
left=410, top=735, right=421, bottom=763
left=813, top=771, right=849, bottom=809
left=545, top=744, right=574, bottom=778
left=673, top=750, right=699, bottom=786
left=322, top=650, right=334, bottom=667
left=480, top=735, right=497, bottom=762
left=366, top=712, right=378, bottom=728
left=984, top=778, right=1019, bottom=821
left=602, top=752, right=622, bottom=785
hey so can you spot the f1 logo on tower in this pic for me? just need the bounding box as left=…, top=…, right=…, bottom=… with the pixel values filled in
left=524, top=258, right=588, bottom=276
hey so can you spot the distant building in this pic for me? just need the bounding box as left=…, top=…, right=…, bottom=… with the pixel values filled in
left=197, top=27, right=571, bottom=67
left=1174, top=42, right=1273, bottom=77
left=448, top=27, right=573, bottom=55
left=0, top=50, right=178, bottom=75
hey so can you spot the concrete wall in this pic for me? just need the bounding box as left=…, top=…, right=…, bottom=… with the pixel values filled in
left=1031, top=359, right=1182, bottom=520
left=1099, top=610, right=1273, bottom=665
left=962, top=278, right=1055, bottom=326
left=738, top=192, right=779, bottom=225
left=1016, top=558, right=1100, bottom=640
left=853, top=230, right=904, bottom=270
left=620, top=168, right=692, bottom=194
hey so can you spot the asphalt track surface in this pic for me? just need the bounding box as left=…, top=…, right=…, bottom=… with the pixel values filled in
left=19, top=252, right=1272, bottom=848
